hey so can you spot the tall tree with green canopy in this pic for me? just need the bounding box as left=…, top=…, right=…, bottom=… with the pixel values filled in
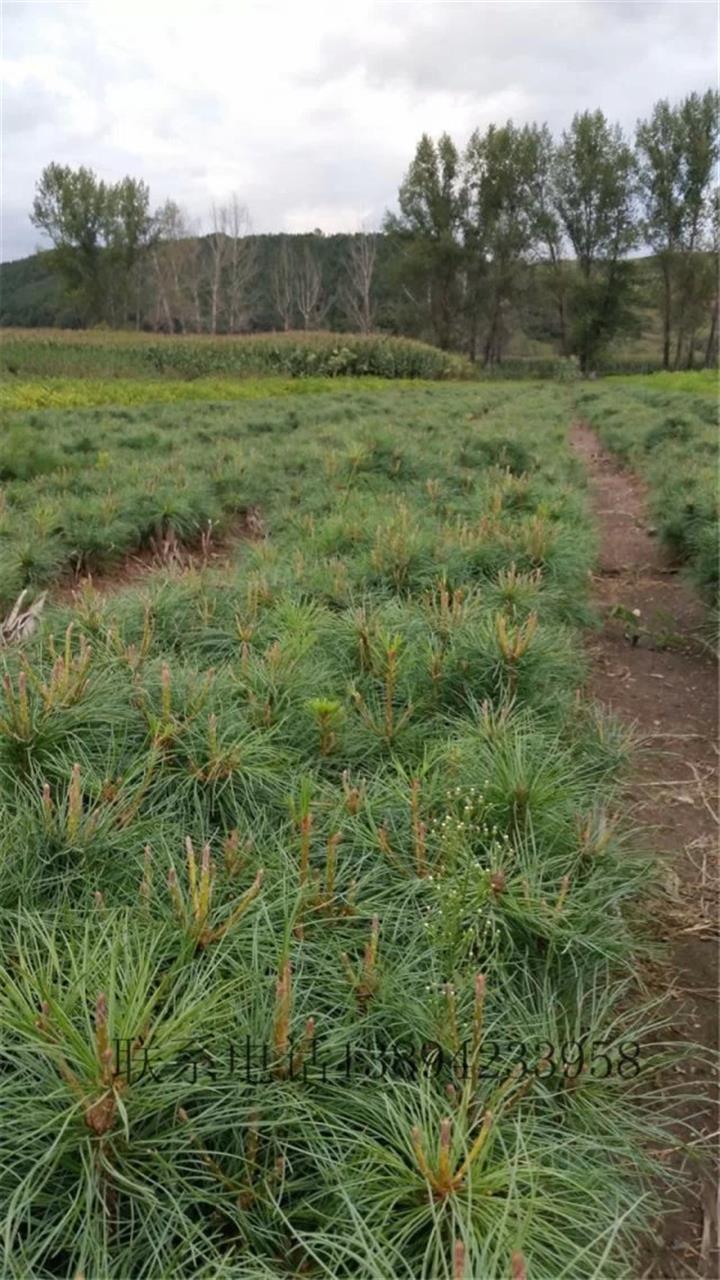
left=106, top=177, right=153, bottom=327
left=30, top=164, right=110, bottom=323
left=554, top=110, right=638, bottom=371
left=385, top=133, right=465, bottom=350
left=30, top=165, right=153, bottom=326
left=636, top=90, right=719, bottom=368
left=464, top=121, right=547, bottom=365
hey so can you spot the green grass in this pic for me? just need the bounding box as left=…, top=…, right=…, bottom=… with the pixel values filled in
left=0, top=374, right=430, bottom=412
left=576, top=376, right=718, bottom=602
left=0, top=377, right=703, bottom=1278
left=608, top=369, right=717, bottom=397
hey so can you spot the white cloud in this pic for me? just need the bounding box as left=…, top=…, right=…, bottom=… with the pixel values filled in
left=1, top=0, right=716, bottom=260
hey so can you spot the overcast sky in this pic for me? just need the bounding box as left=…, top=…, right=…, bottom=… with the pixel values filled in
left=1, top=0, right=716, bottom=261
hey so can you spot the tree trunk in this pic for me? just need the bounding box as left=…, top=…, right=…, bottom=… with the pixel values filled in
left=661, top=264, right=672, bottom=371
left=672, top=325, right=684, bottom=372
left=557, top=291, right=567, bottom=357
left=704, top=298, right=718, bottom=368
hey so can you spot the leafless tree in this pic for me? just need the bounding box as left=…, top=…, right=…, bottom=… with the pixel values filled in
left=205, top=196, right=257, bottom=333
left=208, top=203, right=228, bottom=334
left=295, top=243, right=327, bottom=330
left=223, top=195, right=256, bottom=332
left=150, top=200, right=202, bottom=332
left=271, top=240, right=295, bottom=330
left=341, top=231, right=377, bottom=333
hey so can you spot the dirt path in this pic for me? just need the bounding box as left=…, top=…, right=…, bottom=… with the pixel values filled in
left=571, top=422, right=718, bottom=1279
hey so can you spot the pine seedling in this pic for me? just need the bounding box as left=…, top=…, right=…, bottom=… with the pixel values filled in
left=271, top=958, right=315, bottom=1079
left=425, top=576, right=467, bottom=633
left=409, top=1109, right=493, bottom=1198
left=234, top=614, right=255, bottom=669
left=35, top=991, right=125, bottom=1137
left=110, top=604, right=155, bottom=672
left=223, top=829, right=253, bottom=878
left=0, top=669, right=33, bottom=741
left=522, top=513, right=554, bottom=563
left=351, top=633, right=413, bottom=743
left=166, top=836, right=263, bottom=949
left=290, top=779, right=314, bottom=887
left=189, top=713, right=244, bottom=782
left=495, top=611, right=538, bottom=691
left=41, top=764, right=102, bottom=847
left=575, top=807, right=616, bottom=858
left=27, top=623, right=92, bottom=708
left=142, top=662, right=179, bottom=749
left=495, top=612, right=538, bottom=664
left=341, top=769, right=365, bottom=815
left=376, top=820, right=406, bottom=874
left=554, top=874, right=571, bottom=916
left=246, top=572, right=272, bottom=616
left=306, top=698, right=343, bottom=756
left=341, top=915, right=380, bottom=1011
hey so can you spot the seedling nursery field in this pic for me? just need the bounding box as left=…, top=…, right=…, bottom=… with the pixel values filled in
left=0, top=331, right=715, bottom=1279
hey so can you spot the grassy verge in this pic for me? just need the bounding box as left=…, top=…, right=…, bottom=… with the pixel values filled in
left=0, top=381, right=688, bottom=1278
left=575, top=377, right=718, bottom=603
left=607, top=369, right=717, bottom=397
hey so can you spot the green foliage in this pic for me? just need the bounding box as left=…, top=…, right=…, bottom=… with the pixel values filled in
left=636, top=91, right=719, bottom=370
left=30, top=164, right=152, bottom=326
left=0, top=377, right=697, bottom=1275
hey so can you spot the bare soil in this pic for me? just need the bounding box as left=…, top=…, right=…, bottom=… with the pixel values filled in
left=571, top=422, right=718, bottom=1280
left=52, top=507, right=265, bottom=605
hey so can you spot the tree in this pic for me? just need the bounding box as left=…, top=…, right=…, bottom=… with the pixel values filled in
left=554, top=111, right=638, bottom=370
left=464, top=122, right=547, bottom=364
left=106, top=177, right=153, bottom=328
left=150, top=200, right=203, bottom=333
left=207, top=204, right=228, bottom=335
left=30, top=164, right=111, bottom=323
left=636, top=91, right=719, bottom=368
left=341, top=231, right=377, bottom=333
left=223, top=196, right=256, bottom=333
left=204, top=196, right=257, bottom=334
left=531, top=125, right=569, bottom=353
left=385, top=133, right=465, bottom=350
left=31, top=165, right=153, bottom=326
left=295, top=243, right=327, bottom=330
left=271, top=240, right=295, bottom=330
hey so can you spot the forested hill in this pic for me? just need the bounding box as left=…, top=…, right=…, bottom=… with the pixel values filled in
left=0, top=237, right=714, bottom=371
left=0, top=234, right=402, bottom=334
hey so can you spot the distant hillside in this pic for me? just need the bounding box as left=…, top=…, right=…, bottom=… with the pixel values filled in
left=0, top=253, right=84, bottom=327
left=1, top=233, right=400, bottom=334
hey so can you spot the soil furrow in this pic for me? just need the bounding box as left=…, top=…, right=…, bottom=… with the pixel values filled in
left=571, top=421, right=718, bottom=1279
